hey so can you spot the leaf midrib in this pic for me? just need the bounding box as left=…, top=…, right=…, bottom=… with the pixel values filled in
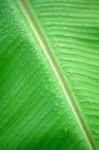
left=17, top=0, right=96, bottom=149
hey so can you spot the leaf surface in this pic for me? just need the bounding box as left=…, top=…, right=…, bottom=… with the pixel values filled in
left=0, top=0, right=99, bottom=150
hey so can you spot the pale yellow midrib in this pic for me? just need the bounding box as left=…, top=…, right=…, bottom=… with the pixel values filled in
left=17, top=0, right=96, bottom=149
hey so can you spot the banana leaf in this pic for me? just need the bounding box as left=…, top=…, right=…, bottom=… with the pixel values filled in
left=0, top=0, right=99, bottom=149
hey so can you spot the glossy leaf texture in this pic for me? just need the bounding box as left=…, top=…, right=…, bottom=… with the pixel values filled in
left=0, top=0, right=99, bottom=150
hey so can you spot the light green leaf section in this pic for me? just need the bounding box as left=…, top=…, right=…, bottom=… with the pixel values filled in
left=0, top=0, right=99, bottom=150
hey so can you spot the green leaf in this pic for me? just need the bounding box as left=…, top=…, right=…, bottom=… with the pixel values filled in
left=0, top=0, right=99, bottom=150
